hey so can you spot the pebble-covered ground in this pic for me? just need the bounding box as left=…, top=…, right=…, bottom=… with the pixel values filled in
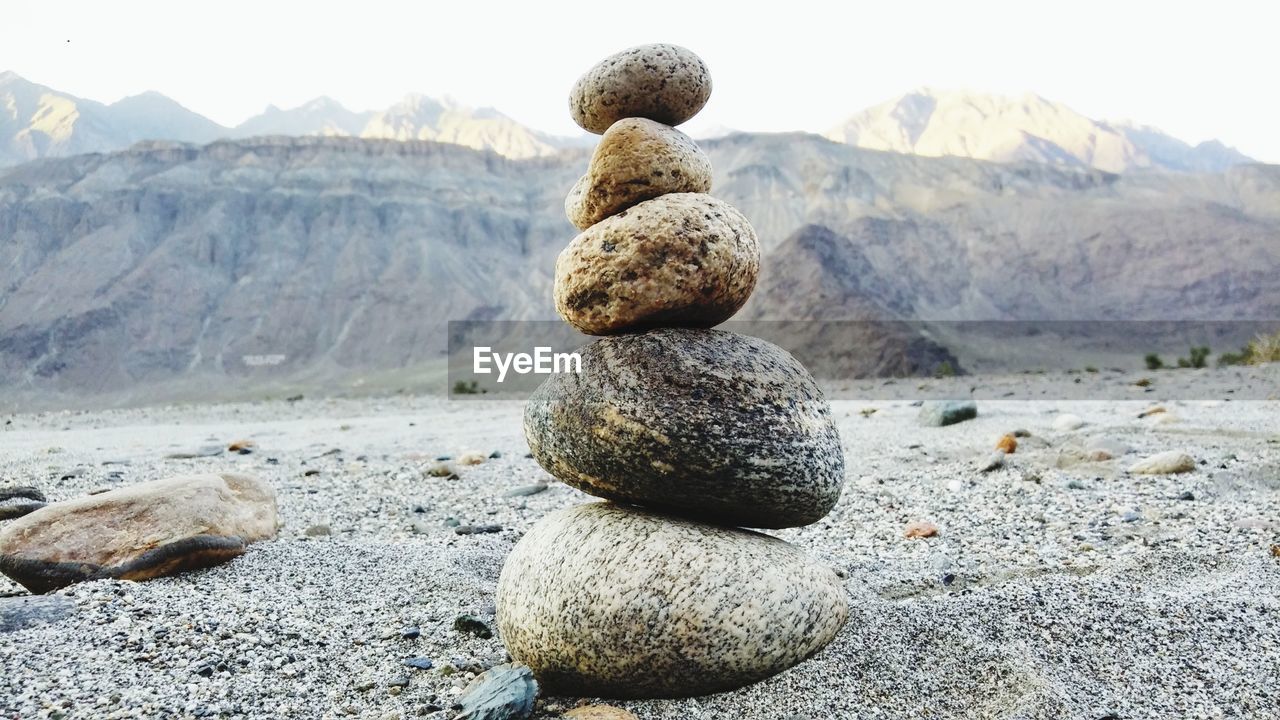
left=1, top=370, right=1279, bottom=719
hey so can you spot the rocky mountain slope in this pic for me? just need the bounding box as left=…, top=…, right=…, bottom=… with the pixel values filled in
left=0, top=133, right=1276, bottom=406
left=826, top=88, right=1254, bottom=173
left=0, top=73, right=585, bottom=166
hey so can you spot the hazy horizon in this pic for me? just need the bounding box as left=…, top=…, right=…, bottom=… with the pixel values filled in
left=4, top=0, right=1279, bottom=162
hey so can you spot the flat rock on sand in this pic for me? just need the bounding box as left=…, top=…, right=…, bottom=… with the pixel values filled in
left=0, top=473, right=278, bottom=593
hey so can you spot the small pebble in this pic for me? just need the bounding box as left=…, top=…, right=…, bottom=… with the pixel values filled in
left=905, top=521, right=939, bottom=539
left=454, top=524, right=502, bottom=535
left=453, top=615, right=493, bottom=639
left=502, top=483, right=548, bottom=498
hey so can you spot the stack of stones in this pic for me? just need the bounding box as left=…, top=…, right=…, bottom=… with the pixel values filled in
left=496, top=44, right=849, bottom=699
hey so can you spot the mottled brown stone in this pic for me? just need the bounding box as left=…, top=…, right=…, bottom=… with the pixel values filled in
left=554, top=193, right=759, bottom=335
left=570, top=44, right=712, bottom=134
left=524, top=328, right=844, bottom=528
left=0, top=473, right=278, bottom=593
left=496, top=503, right=848, bottom=698
left=565, top=118, right=712, bottom=230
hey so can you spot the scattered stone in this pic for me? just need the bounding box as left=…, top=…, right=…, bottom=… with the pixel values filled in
left=502, top=483, right=548, bottom=499
left=918, top=400, right=977, bottom=427
left=995, top=434, right=1018, bottom=454
left=488, top=451, right=502, bottom=459
left=164, top=445, right=224, bottom=459
left=425, top=463, right=458, bottom=479
left=1138, top=406, right=1167, bottom=418
left=400, top=626, right=421, bottom=640
left=1120, top=510, right=1142, bottom=523
left=570, top=43, right=711, bottom=133
left=554, top=193, right=759, bottom=335
left=1067, top=479, right=1087, bottom=490
left=1128, top=451, right=1196, bottom=475
left=905, top=521, right=940, bottom=539
left=1086, top=437, right=1131, bottom=461
left=455, top=524, right=502, bottom=536
left=387, top=675, right=410, bottom=688
left=1054, top=447, right=1092, bottom=468
left=452, top=663, right=538, bottom=720
left=980, top=451, right=1006, bottom=473
left=0, top=486, right=47, bottom=520
left=564, top=706, right=639, bottom=720
left=304, top=524, right=331, bottom=537
left=403, top=657, right=434, bottom=671
left=565, top=118, right=712, bottom=230
left=1053, top=414, right=1085, bottom=432
left=0, top=473, right=279, bottom=593
left=227, top=439, right=257, bottom=454
left=525, top=329, right=843, bottom=528
left=1012, top=429, right=1032, bottom=437
left=496, top=503, right=847, bottom=698
left=1178, top=491, right=1196, bottom=501
left=458, top=452, right=487, bottom=466
left=0, top=594, right=75, bottom=633
left=454, top=614, right=493, bottom=639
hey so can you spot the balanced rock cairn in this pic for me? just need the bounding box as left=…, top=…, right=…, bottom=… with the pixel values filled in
left=496, top=44, right=848, bottom=698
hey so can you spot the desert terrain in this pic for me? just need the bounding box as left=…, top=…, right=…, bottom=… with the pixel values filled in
left=2, top=369, right=1277, bottom=719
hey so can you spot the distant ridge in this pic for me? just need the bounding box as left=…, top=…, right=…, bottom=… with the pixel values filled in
left=1, top=72, right=1256, bottom=172
left=0, top=72, right=589, bottom=167
left=826, top=87, right=1253, bottom=173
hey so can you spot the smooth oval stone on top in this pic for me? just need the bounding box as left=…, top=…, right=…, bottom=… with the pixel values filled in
left=570, top=44, right=712, bottom=134
left=565, top=118, right=712, bottom=230
left=0, top=473, right=278, bottom=594
left=555, top=193, right=759, bottom=335
left=496, top=502, right=849, bottom=698
left=525, top=328, right=844, bottom=528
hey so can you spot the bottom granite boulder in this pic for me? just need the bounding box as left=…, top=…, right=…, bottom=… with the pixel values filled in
left=0, top=473, right=279, bottom=593
left=495, top=502, right=848, bottom=698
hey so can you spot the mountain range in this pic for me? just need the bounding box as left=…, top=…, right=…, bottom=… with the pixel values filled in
left=1, top=133, right=1275, bottom=409
left=0, top=72, right=1255, bottom=172
left=826, top=88, right=1253, bottom=173
left=0, top=71, right=585, bottom=167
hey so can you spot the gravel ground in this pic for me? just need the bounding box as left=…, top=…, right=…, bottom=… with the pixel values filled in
left=1, top=372, right=1279, bottom=719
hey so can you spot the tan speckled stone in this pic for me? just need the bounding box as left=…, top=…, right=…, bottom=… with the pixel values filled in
left=495, top=503, right=848, bottom=698
left=570, top=44, right=712, bottom=134
left=565, top=118, right=712, bottom=230
left=554, top=193, right=759, bottom=335
left=0, top=473, right=278, bottom=594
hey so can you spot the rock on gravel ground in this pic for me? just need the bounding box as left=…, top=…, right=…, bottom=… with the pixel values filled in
left=1, top=377, right=1278, bottom=718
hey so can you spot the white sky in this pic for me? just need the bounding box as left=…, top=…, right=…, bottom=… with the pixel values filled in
left=3, top=0, right=1278, bottom=161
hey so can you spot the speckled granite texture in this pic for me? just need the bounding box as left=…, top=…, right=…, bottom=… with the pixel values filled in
left=554, top=194, right=760, bottom=335
left=565, top=118, right=712, bottom=230
left=569, top=44, right=712, bottom=134
left=524, top=328, right=844, bottom=528
left=495, top=502, right=849, bottom=698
